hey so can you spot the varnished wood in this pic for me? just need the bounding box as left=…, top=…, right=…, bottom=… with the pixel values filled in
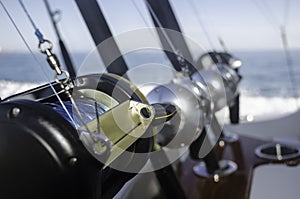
left=176, top=135, right=300, bottom=199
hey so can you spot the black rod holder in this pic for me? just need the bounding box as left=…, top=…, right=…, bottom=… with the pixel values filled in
left=189, top=128, right=220, bottom=174
left=229, top=82, right=240, bottom=124
left=190, top=126, right=238, bottom=181
left=151, top=147, right=186, bottom=199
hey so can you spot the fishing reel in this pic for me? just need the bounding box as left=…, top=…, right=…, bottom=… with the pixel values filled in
left=196, top=52, right=242, bottom=109
left=0, top=73, right=175, bottom=199
left=198, top=52, right=242, bottom=70
left=144, top=51, right=241, bottom=156
left=146, top=70, right=212, bottom=148
left=145, top=51, right=240, bottom=147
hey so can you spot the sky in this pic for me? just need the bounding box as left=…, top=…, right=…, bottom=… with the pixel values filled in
left=0, top=0, right=300, bottom=54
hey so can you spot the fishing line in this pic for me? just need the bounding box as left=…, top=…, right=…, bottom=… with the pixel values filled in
left=18, top=0, right=38, bottom=30
left=188, top=0, right=216, bottom=51
left=0, top=0, right=76, bottom=126
left=130, top=0, right=190, bottom=74
left=277, top=1, right=299, bottom=108
left=280, top=27, right=299, bottom=108
left=218, top=37, right=228, bottom=53
left=260, top=0, right=280, bottom=28
left=252, top=0, right=299, bottom=107
left=130, top=0, right=176, bottom=64
left=282, top=0, right=290, bottom=28
left=18, top=0, right=45, bottom=42
left=43, top=0, right=62, bottom=39
left=145, top=0, right=196, bottom=75
left=279, top=0, right=298, bottom=108
left=43, top=0, right=76, bottom=79
left=251, top=0, right=278, bottom=30
left=129, top=0, right=166, bottom=57
left=130, top=0, right=156, bottom=39
left=186, top=0, right=232, bottom=53
left=144, top=0, right=179, bottom=59
left=187, top=0, right=231, bottom=52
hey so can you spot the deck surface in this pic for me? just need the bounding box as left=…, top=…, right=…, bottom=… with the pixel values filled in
left=176, top=135, right=298, bottom=199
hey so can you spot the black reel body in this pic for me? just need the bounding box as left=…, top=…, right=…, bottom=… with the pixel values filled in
left=0, top=73, right=153, bottom=199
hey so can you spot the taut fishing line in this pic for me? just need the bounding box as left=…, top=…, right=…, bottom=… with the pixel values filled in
left=0, top=0, right=76, bottom=126
left=130, top=0, right=157, bottom=41
left=187, top=0, right=216, bottom=51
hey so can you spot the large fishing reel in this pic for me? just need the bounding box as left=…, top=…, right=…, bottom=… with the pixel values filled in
left=146, top=71, right=211, bottom=148
left=145, top=51, right=241, bottom=149
left=0, top=73, right=171, bottom=199
left=198, top=52, right=242, bottom=70
left=196, top=52, right=241, bottom=110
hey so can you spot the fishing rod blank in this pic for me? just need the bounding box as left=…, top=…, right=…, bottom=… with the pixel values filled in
left=43, top=0, right=76, bottom=79
left=146, top=0, right=198, bottom=74
left=187, top=0, right=241, bottom=124
left=75, top=0, right=129, bottom=77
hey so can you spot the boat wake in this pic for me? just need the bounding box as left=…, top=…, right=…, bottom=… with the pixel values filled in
left=239, top=95, right=299, bottom=121
left=0, top=80, right=298, bottom=122
left=0, top=80, right=38, bottom=100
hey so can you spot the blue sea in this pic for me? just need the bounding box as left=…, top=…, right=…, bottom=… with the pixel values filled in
left=0, top=50, right=299, bottom=121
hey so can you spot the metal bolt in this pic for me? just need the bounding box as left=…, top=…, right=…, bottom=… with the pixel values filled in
left=76, top=78, right=84, bottom=85
left=69, top=157, right=78, bottom=166
left=213, top=174, right=220, bottom=183
left=219, top=140, right=225, bottom=148
left=9, top=107, right=21, bottom=118
left=93, top=141, right=107, bottom=155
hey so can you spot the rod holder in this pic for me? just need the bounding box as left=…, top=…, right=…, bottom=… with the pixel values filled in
left=211, top=114, right=239, bottom=144
left=219, top=132, right=239, bottom=144
left=193, top=160, right=238, bottom=182
left=255, top=143, right=300, bottom=161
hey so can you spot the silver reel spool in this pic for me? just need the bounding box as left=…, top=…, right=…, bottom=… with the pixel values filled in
left=146, top=72, right=212, bottom=148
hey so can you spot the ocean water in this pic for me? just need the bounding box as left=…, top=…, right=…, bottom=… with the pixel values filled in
left=0, top=50, right=299, bottom=122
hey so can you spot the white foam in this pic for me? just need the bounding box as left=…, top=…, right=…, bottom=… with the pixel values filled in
left=0, top=80, right=38, bottom=99
left=239, top=95, right=299, bottom=121
left=0, top=80, right=298, bottom=122
left=214, top=95, right=299, bottom=123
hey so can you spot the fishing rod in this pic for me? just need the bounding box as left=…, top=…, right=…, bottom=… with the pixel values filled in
left=187, top=0, right=241, bottom=124
left=43, top=0, right=76, bottom=80
left=252, top=0, right=299, bottom=108
left=188, top=0, right=229, bottom=53
left=0, top=1, right=180, bottom=198
left=74, top=1, right=189, bottom=198
left=144, top=0, right=240, bottom=134
left=144, top=0, right=240, bottom=180
left=18, top=0, right=98, bottom=131
left=0, top=0, right=75, bottom=125
left=145, top=0, right=198, bottom=75
left=189, top=0, right=216, bottom=51
left=218, top=37, right=228, bottom=53
left=75, top=0, right=129, bottom=77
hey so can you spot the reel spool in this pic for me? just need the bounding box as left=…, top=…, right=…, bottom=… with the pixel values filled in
left=0, top=73, right=155, bottom=199
left=146, top=72, right=211, bottom=148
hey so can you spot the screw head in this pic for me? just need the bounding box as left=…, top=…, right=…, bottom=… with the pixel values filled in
left=9, top=107, right=21, bottom=118
left=69, top=157, right=78, bottom=166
